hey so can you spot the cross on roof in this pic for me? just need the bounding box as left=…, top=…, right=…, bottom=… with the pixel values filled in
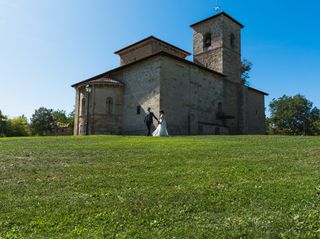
left=214, top=0, right=221, bottom=12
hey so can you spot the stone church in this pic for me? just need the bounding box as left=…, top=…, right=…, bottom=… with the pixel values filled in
left=72, top=12, right=268, bottom=135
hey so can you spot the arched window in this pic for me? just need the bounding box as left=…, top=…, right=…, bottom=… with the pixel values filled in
left=230, top=33, right=235, bottom=48
left=203, top=33, right=212, bottom=48
left=106, top=97, right=113, bottom=114
left=81, top=98, right=86, bottom=116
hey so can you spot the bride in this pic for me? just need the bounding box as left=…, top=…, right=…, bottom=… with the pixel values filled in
left=152, top=110, right=169, bottom=137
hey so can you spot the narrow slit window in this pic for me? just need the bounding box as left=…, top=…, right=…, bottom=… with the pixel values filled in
left=230, top=33, right=235, bottom=48
left=218, top=102, right=223, bottom=112
left=106, top=97, right=113, bottom=114
left=137, top=106, right=141, bottom=115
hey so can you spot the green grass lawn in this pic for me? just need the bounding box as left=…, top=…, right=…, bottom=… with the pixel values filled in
left=0, top=136, right=319, bottom=239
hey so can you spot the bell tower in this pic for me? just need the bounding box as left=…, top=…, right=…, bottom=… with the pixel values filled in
left=190, top=12, right=243, bottom=83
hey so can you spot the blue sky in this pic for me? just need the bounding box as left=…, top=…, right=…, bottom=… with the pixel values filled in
left=1, top=0, right=319, bottom=118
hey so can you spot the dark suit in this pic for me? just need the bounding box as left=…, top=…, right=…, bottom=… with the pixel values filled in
left=144, top=111, right=158, bottom=136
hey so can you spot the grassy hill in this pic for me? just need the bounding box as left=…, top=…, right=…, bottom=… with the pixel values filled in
left=0, top=136, right=319, bottom=238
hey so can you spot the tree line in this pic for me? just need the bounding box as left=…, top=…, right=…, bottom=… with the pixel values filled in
left=0, top=107, right=74, bottom=137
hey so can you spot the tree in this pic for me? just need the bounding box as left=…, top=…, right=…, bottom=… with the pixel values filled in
left=30, top=107, right=55, bottom=136
left=241, top=58, right=253, bottom=86
left=52, top=110, right=68, bottom=124
left=5, top=116, right=30, bottom=137
left=268, top=94, right=320, bottom=136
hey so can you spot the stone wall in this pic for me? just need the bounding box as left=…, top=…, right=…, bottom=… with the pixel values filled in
left=75, top=84, right=123, bottom=135
left=190, top=14, right=244, bottom=134
left=192, top=14, right=242, bottom=84
left=74, top=55, right=266, bottom=136
left=160, top=56, right=230, bottom=135
left=245, top=88, right=266, bottom=134
left=151, top=41, right=187, bottom=60
left=220, top=17, right=242, bottom=83
left=119, top=40, right=188, bottom=66
left=222, top=80, right=241, bottom=134
left=73, top=12, right=268, bottom=136
left=159, top=58, right=190, bottom=135
left=74, top=57, right=162, bottom=136
left=119, top=43, right=153, bottom=66
left=111, top=57, right=162, bottom=135
left=90, top=85, right=123, bottom=134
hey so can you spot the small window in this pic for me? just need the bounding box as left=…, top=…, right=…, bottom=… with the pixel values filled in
left=136, top=106, right=141, bottom=115
left=230, top=33, right=235, bottom=48
left=256, top=109, right=258, bottom=115
left=106, top=97, right=113, bottom=114
left=203, top=33, right=211, bottom=48
left=218, top=102, right=222, bottom=112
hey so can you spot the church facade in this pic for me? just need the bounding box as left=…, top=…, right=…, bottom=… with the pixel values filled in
left=72, top=12, right=268, bottom=136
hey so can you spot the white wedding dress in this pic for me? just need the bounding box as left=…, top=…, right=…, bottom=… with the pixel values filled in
left=152, top=114, right=169, bottom=137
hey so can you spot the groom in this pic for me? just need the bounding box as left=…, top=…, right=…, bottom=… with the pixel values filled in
left=144, top=107, right=159, bottom=136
